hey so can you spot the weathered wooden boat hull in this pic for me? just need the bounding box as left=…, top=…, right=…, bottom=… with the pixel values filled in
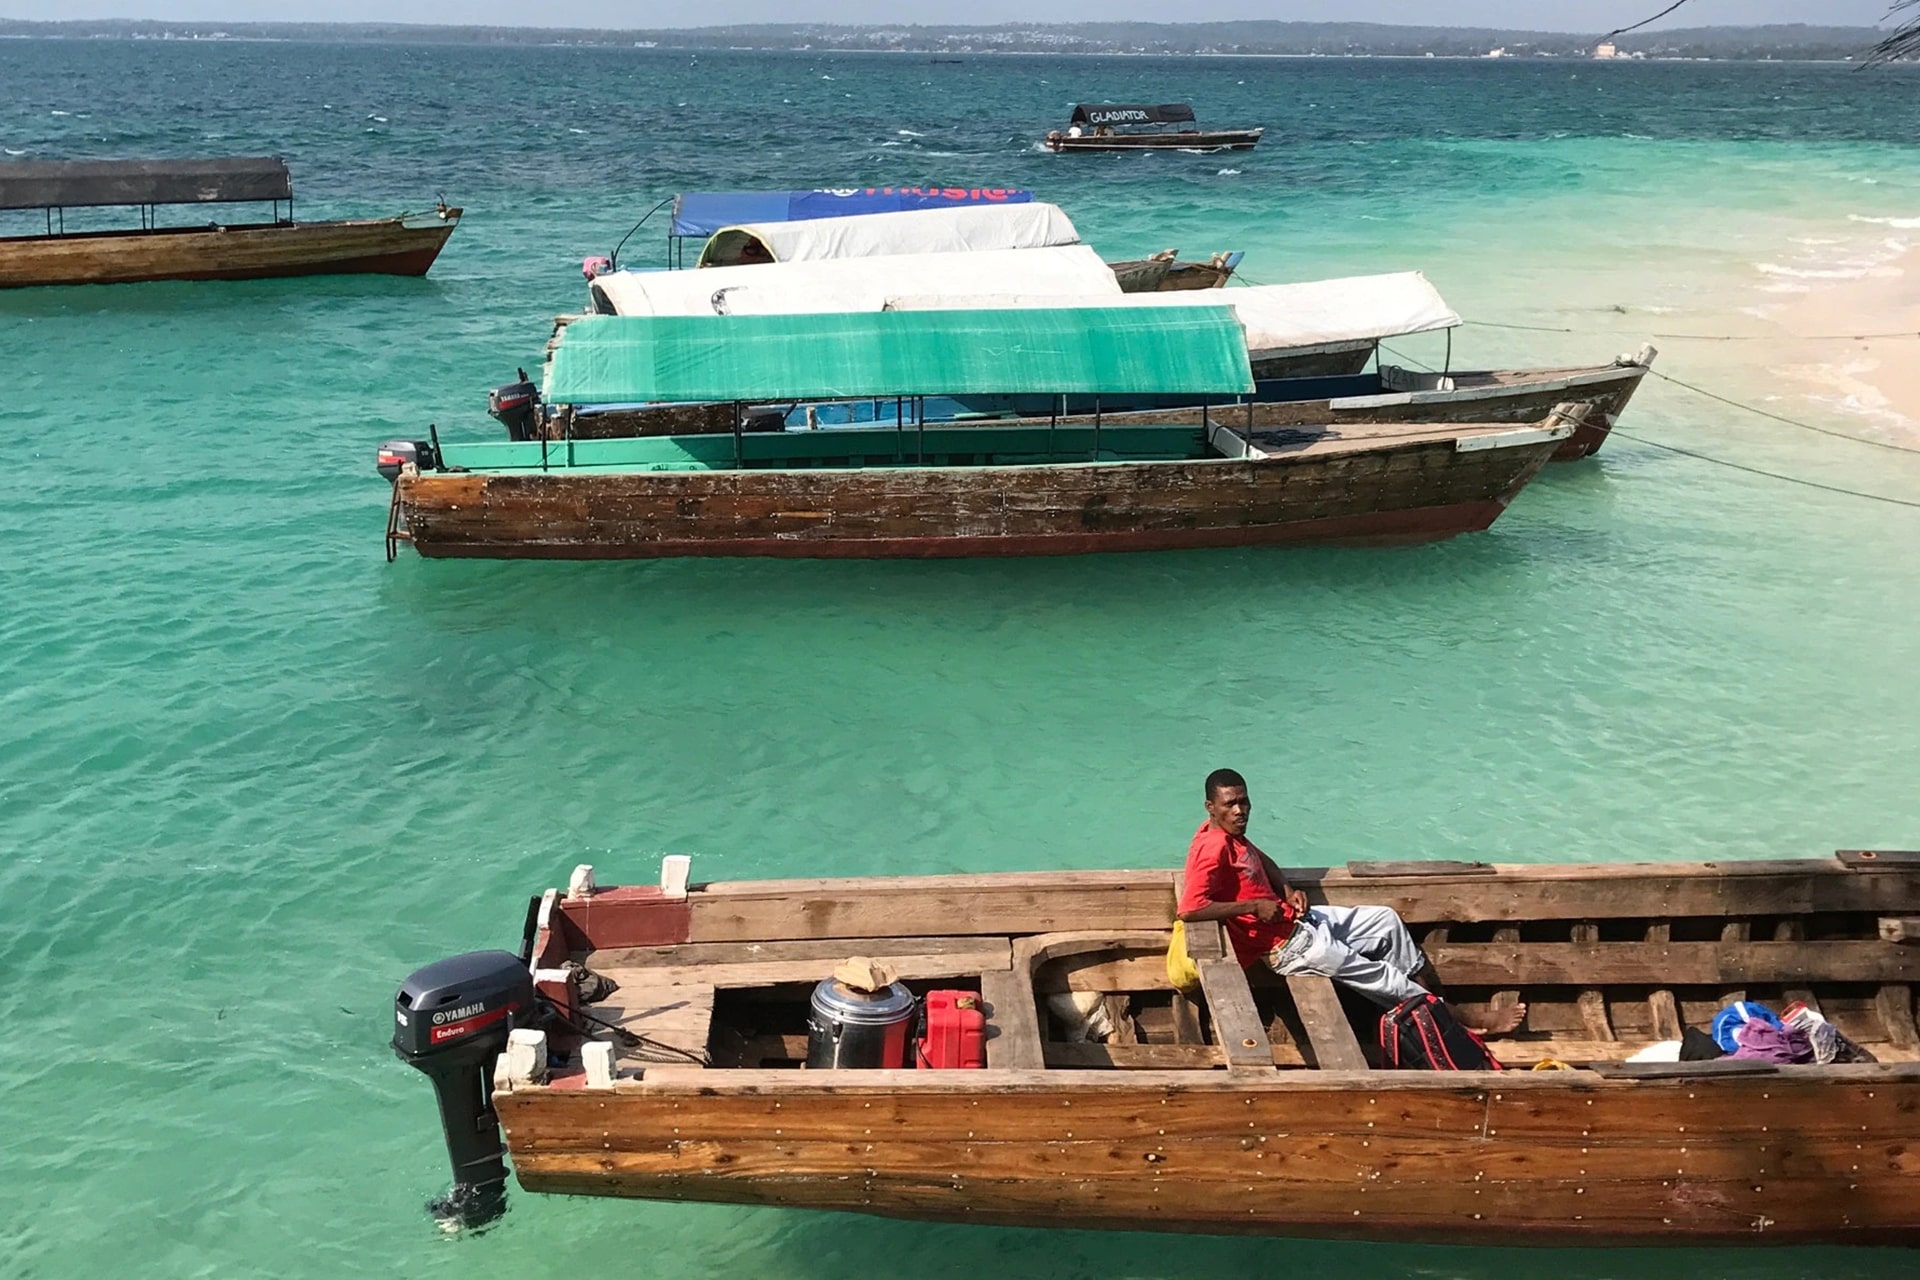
left=0, top=213, right=459, bottom=288
left=393, top=422, right=1565, bottom=560
left=1109, top=256, right=1236, bottom=293
left=1064, top=362, right=1651, bottom=462
left=476, top=854, right=1920, bottom=1246
left=499, top=1065, right=1920, bottom=1246
left=1046, top=130, right=1264, bottom=152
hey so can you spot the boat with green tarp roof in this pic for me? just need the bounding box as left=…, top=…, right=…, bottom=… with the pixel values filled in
left=376, top=306, right=1575, bottom=561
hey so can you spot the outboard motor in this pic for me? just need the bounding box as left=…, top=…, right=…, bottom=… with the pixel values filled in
left=392, top=950, right=536, bottom=1229
left=487, top=368, right=540, bottom=442
left=376, top=439, right=439, bottom=483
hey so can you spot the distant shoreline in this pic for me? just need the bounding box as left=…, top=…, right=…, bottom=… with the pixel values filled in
left=0, top=20, right=1895, bottom=65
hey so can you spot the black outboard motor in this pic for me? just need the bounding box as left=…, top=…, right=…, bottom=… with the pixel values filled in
left=488, top=368, right=540, bottom=442
left=392, top=950, right=535, bottom=1229
left=375, top=439, right=440, bottom=483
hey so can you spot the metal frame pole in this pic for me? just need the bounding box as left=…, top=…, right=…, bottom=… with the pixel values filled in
left=733, top=401, right=744, bottom=470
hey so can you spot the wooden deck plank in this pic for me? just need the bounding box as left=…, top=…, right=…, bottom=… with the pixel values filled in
left=1427, top=939, right=1919, bottom=986
left=1284, top=975, right=1370, bottom=1070
left=1197, top=958, right=1275, bottom=1070
left=594, top=983, right=715, bottom=1065
left=593, top=941, right=1010, bottom=990
left=979, top=968, right=1045, bottom=1070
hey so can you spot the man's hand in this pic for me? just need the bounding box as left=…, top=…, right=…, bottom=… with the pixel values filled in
left=1285, top=887, right=1309, bottom=919
left=1249, top=897, right=1282, bottom=922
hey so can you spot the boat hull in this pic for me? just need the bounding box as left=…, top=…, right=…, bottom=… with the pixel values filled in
left=394, top=426, right=1562, bottom=561
left=1072, top=363, right=1651, bottom=462
left=497, top=1065, right=1920, bottom=1246
left=0, top=213, right=459, bottom=288
left=1046, top=130, right=1264, bottom=152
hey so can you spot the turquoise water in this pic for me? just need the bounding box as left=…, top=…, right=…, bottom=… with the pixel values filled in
left=5, top=40, right=1920, bottom=1279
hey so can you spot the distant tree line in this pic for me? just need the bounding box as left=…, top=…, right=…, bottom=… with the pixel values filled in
left=0, top=19, right=1899, bottom=63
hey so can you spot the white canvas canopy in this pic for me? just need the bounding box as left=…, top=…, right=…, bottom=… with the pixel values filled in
left=696, top=202, right=1082, bottom=267
left=592, top=245, right=1123, bottom=318
left=885, top=271, right=1461, bottom=359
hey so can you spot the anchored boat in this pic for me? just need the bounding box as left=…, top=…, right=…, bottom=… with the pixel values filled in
left=378, top=306, right=1573, bottom=561
left=393, top=849, right=1920, bottom=1244
left=1044, top=103, right=1264, bottom=153
left=530, top=272, right=1650, bottom=461
left=585, top=193, right=1238, bottom=297
left=0, top=157, right=459, bottom=288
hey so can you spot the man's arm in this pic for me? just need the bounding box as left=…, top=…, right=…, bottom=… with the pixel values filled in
left=1258, top=851, right=1310, bottom=918
left=1180, top=897, right=1283, bottom=923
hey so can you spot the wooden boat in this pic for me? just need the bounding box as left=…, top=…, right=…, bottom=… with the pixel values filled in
left=1107, top=249, right=1242, bottom=293
left=0, top=157, right=458, bottom=288
left=380, top=307, right=1574, bottom=562
left=1045, top=103, right=1264, bottom=153
left=394, top=849, right=1920, bottom=1244
left=1038, top=351, right=1658, bottom=463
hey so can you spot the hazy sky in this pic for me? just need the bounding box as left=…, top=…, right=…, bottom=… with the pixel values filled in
left=0, top=1, right=1898, bottom=30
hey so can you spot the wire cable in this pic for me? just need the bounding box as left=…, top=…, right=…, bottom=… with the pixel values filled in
left=1611, top=430, right=1920, bottom=509
left=1648, top=369, right=1920, bottom=454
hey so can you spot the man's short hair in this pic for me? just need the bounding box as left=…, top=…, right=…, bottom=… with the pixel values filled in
left=1204, top=768, right=1247, bottom=800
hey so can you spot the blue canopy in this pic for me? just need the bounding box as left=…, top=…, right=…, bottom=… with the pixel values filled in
left=669, top=187, right=1034, bottom=238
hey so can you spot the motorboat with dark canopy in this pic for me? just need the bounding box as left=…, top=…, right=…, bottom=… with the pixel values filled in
left=0, top=156, right=459, bottom=288
left=1045, top=104, right=1264, bottom=153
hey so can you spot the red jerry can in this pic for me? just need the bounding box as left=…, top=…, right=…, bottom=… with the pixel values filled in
left=916, top=989, right=987, bottom=1068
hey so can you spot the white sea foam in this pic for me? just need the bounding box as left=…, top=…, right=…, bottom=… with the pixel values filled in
left=897, top=129, right=923, bottom=137
left=1216, top=168, right=1242, bottom=176
left=1850, top=214, right=1920, bottom=230
left=367, top=114, right=387, bottom=123
left=568, top=127, right=587, bottom=134
left=3, top=148, right=26, bottom=156
left=50, top=109, right=69, bottom=116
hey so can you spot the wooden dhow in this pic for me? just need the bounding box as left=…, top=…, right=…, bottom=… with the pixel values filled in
left=379, top=307, right=1573, bottom=561
left=393, top=850, right=1920, bottom=1244
left=0, top=157, right=458, bottom=288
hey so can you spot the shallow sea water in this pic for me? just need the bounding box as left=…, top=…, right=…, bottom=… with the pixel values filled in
left=3, top=40, right=1920, bottom=1280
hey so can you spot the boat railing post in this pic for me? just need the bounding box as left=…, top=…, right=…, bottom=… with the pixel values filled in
left=1049, top=397, right=1059, bottom=462
left=1445, top=328, right=1453, bottom=375
left=916, top=396, right=926, bottom=464
left=1093, top=397, right=1102, bottom=461
left=733, top=401, right=744, bottom=470
left=895, top=396, right=904, bottom=463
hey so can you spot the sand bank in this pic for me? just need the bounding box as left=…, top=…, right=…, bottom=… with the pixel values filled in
left=1772, top=245, right=1920, bottom=435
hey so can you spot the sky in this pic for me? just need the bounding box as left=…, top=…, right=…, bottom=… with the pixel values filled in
left=0, top=0, right=1896, bottom=30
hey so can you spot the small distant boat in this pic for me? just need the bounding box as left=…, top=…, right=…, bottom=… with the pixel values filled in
left=1107, top=248, right=1242, bottom=292
left=0, top=157, right=459, bottom=289
left=1045, top=104, right=1264, bottom=153
left=377, top=306, right=1574, bottom=562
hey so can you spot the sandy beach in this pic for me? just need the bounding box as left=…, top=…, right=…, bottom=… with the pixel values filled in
left=1773, top=243, right=1920, bottom=437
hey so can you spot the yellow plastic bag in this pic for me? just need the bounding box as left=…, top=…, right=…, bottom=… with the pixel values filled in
left=1166, top=919, right=1204, bottom=997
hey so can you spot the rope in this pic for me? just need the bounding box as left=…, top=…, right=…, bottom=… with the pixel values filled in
left=1649, top=369, right=1920, bottom=454
left=1460, top=320, right=1920, bottom=342
left=1600, top=0, right=1695, bottom=43
left=1611, top=430, right=1920, bottom=510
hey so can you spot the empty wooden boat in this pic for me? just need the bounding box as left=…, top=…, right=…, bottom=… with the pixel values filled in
left=392, top=850, right=1920, bottom=1244
left=378, top=307, right=1573, bottom=561
left=1044, top=103, right=1264, bottom=153
left=0, top=157, right=458, bottom=288
left=1107, top=248, right=1242, bottom=292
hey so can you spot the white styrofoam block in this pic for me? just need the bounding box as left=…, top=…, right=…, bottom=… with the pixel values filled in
left=660, top=854, right=691, bottom=899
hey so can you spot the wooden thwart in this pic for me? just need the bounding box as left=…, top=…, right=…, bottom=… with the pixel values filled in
left=1285, top=975, right=1370, bottom=1070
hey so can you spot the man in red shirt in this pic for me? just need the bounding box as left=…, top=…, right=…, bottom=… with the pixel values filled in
left=1178, top=768, right=1524, bottom=1032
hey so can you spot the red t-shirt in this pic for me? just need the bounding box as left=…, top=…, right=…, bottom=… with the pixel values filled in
left=1178, top=822, right=1296, bottom=968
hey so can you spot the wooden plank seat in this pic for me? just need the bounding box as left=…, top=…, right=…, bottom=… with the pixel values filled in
left=589, top=934, right=1012, bottom=990
left=591, top=983, right=716, bottom=1066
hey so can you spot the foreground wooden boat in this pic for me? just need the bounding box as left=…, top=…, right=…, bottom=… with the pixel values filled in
left=393, top=850, right=1920, bottom=1244
left=0, top=156, right=458, bottom=288
left=1045, top=103, right=1264, bottom=153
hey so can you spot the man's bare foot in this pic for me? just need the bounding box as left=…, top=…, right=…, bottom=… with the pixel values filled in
left=1457, top=1001, right=1528, bottom=1037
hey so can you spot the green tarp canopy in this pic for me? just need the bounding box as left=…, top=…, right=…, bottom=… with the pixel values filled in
left=543, top=307, right=1254, bottom=404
